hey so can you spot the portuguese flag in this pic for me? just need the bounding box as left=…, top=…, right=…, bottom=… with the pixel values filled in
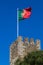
left=19, top=7, right=32, bottom=21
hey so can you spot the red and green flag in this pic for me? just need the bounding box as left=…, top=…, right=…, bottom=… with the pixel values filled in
left=19, top=7, right=32, bottom=21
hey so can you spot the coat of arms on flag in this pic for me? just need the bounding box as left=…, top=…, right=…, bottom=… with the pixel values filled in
left=18, top=7, right=32, bottom=21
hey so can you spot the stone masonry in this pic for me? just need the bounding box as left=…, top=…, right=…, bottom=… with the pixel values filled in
left=10, top=36, right=40, bottom=65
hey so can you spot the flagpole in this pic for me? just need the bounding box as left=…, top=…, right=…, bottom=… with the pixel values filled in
left=17, top=8, right=19, bottom=38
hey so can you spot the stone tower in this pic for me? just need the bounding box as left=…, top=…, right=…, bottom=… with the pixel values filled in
left=10, top=37, right=41, bottom=65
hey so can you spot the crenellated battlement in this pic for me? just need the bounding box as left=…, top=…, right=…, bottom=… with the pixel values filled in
left=10, top=36, right=41, bottom=65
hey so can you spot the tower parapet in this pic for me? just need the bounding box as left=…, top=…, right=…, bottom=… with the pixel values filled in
left=10, top=36, right=41, bottom=65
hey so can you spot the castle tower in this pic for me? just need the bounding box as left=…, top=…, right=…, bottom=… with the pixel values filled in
left=10, top=37, right=41, bottom=65
left=36, top=39, right=40, bottom=50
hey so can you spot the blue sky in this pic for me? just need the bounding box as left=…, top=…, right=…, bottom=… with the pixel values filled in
left=0, top=0, right=43, bottom=65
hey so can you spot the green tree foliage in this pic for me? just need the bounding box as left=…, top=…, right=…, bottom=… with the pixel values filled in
left=15, top=51, right=43, bottom=65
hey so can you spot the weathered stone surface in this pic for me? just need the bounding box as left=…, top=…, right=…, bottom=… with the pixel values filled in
left=10, top=36, right=40, bottom=65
